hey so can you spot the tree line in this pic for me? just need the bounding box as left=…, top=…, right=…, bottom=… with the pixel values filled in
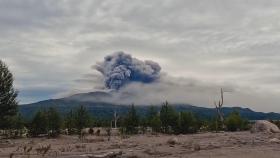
left=1, top=103, right=251, bottom=138
left=119, top=102, right=250, bottom=135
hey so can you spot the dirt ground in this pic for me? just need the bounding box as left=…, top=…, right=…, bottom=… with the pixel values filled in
left=0, top=131, right=280, bottom=158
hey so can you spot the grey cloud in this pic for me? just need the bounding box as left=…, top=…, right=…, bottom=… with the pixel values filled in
left=1, top=0, right=280, bottom=112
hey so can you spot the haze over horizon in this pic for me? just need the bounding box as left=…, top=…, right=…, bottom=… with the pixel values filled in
left=1, top=0, right=280, bottom=112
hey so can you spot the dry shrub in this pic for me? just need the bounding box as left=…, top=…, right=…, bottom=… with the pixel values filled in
left=36, top=144, right=51, bottom=157
left=74, top=144, right=88, bottom=152
left=59, top=145, right=73, bottom=152
left=95, top=129, right=101, bottom=136
left=75, top=144, right=86, bottom=149
left=193, top=144, right=201, bottom=151
left=89, top=128, right=94, bottom=135
left=23, top=145, right=33, bottom=154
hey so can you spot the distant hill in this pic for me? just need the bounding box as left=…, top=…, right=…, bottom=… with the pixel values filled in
left=19, top=91, right=280, bottom=120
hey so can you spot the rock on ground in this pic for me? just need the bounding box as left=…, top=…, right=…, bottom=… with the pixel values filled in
left=167, top=137, right=179, bottom=145
left=269, top=138, right=280, bottom=144
left=251, top=120, right=280, bottom=133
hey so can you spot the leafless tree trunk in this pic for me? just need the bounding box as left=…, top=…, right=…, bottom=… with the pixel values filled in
left=111, top=110, right=119, bottom=128
left=214, top=88, right=225, bottom=130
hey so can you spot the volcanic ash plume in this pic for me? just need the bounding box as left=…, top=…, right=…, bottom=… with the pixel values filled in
left=95, top=52, right=161, bottom=90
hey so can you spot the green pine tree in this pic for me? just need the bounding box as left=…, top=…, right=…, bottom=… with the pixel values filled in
left=74, top=105, right=92, bottom=132
left=225, top=111, right=248, bottom=131
left=179, top=112, right=198, bottom=134
left=0, top=60, right=18, bottom=129
left=29, top=111, right=48, bottom=137
left=9, top=113, right=25, bottom=137
left=150, top=115, right=162, bottom=133
left=64, top=109, right=76, bottom=134
left=123, top=104, right=139, bottom=134
left=146, top=106, right=158, bottom=125
left=160, top=101, right=178, bottom=133
left=46, top=107, right=62, bottom=137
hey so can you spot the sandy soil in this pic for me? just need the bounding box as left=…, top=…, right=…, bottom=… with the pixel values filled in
left=0, top=131, right=280, bottom=158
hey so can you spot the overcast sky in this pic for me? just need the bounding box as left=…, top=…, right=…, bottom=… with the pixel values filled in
left=1, top=0, right=280, bottom=112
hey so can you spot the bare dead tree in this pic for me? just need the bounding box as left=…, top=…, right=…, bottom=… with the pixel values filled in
left=214, top=88, right=225, bottom=130
left=113, top=109, right=119, bottom=128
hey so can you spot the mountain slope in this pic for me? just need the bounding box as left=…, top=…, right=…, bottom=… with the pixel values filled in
left=19, top=91, right=280, bottom=120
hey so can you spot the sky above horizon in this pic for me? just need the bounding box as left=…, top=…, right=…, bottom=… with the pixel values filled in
left=1, top=0, right=280, bottom=112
